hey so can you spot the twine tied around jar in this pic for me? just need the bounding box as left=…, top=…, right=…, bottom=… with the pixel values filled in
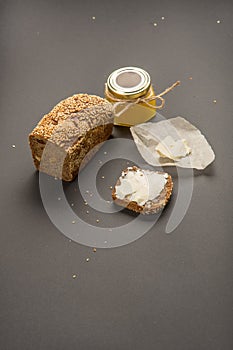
left=105, top=80, right=180, bottom=117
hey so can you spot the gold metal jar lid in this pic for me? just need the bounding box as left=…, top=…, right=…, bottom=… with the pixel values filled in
left=106, top=67, right=151, bottom=99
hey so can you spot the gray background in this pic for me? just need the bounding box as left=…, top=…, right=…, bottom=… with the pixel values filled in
left=0, top=0, right=233, bottom=349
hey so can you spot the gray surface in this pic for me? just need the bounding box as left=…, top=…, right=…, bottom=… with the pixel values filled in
left=0, top=0, right=233, bottom=349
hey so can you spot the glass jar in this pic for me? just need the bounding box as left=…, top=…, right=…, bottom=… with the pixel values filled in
left=105, top=67, right=156, bottom=126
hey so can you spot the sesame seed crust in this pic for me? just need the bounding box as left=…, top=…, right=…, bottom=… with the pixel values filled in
left=29, top=94, right=113, bottom=181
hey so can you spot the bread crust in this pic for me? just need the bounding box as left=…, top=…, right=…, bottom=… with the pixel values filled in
left=29, top=94, right=113, bottom=181
left=112, top=166, right=173, bottom=214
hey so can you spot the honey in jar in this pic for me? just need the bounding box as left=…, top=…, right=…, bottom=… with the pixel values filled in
left=105, top=67, right=156, bottom=127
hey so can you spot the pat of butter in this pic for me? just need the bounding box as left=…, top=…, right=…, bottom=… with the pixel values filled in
left=115, top=168, right=167, bottom=206
left=155, top=136, right=191, bottom=160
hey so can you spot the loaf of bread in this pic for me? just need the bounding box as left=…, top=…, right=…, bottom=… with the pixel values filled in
left=29, top=94, right=113, bottom=181
left=112, top=166, right=173, bottom=214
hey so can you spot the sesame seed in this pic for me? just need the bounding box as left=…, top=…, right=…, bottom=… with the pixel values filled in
left=96, top=219, right=100, bottom=223
left=93, top=248, right=97, bottom=252
left=153, top=23, right=157, bottom=27
left=101, top=176, right=105, bottom=179
left=84, top=202, right=88, bottom=206
left=161, top=16, right=165, bottom=20
left=86, top=210, right=89, bottom=214
left=104, top=151, right=107, bottom=155
left=86, top=190, right=89, bottom=194
left=72, top=220, right=76, bottom=224
left=216, top=20, right=221, bottom=24
left=109, top=186, right=113, bottom=190
left=12, top=144, right=16, bottom=148
left=86, top=258, right=90, bottom=262
left=92, top=16, right=96, bottom=20
left=71, top=203, right=74, bottom=207
left=58, top=197, right=61, bottom=201
left=213, top=99, right=217, bottom=103
left=72, top=274, right=77, bottom=279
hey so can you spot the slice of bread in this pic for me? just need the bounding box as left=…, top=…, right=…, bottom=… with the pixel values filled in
left=112, top=166, right=173, bottom=214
